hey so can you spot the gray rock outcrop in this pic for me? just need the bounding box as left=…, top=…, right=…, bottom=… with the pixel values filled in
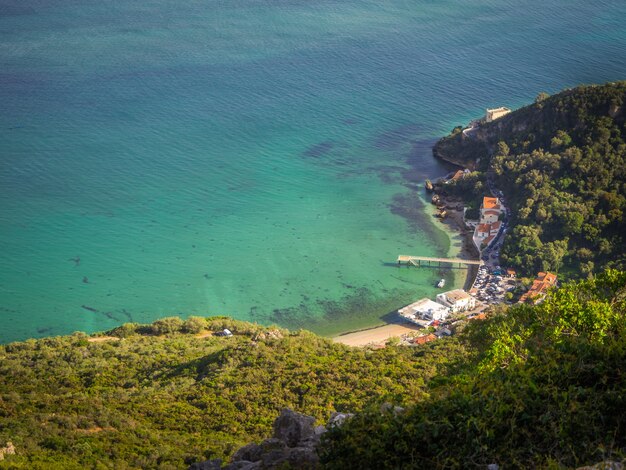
left=190, top=408, right=352, bottom=470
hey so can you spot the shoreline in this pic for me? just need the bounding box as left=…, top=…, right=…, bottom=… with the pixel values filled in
left=333, top=180, right=479, bottom=348
left=434, top=194, right=480, bottom=291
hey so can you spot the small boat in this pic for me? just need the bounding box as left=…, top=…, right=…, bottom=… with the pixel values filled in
left=437, top=279, right=445, bottom=288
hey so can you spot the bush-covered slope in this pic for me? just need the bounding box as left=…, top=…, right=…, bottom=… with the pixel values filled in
left=434, top=82, right=626, bottom=277
left=2, top=272, right=625, bottom=469
left=320, top=270, right=626, bottom=469
left=0, top=318, right=471, bottom=468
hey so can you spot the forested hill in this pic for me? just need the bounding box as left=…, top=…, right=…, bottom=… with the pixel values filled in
left=434, top=81, right=626, bottom=277
left=2, top=272, right=624, bottom=468
left=0, top=317, right=470, bottom=468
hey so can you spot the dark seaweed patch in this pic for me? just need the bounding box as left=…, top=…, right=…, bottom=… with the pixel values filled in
left=366, top=164, right=405, bottom=185
left=268, top=305, right=316, bottom=330
left=302, top=140, right=335, bottom=158
left=387, top=193, right=427, bottom=231
left=120, top=309, right=133, bottom=322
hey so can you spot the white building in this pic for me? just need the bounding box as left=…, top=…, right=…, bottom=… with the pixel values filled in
left=480, top=196, right=502, bottom=222
left=473, top=196, right=504, bottom=252
left=436, top=289, right=476, bottom=313
left=472, top=220, right=501, bottom=251
left=485, top=107, right=511, bottom=122
left=398, top=298, right=450, bottom=326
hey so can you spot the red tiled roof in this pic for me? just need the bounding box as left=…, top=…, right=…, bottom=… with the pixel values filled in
left=519, top=272, right=558, bottom=303
left=482, top=197, right=500, bottom=209
left=414, top=334, right=437, bottom=345
left=477, top=223, right=490, bottom=233
left=470, top=313, right=487, bottom=321
left=483, top=209, right=500, bottom=216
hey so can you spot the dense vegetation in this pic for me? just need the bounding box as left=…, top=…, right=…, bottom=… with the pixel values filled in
left=2, top=273, right=625, bottom=469
left=434, top=82, right=626, bottom=277
left=0, top=318, right=470, bottom=468
left=320, top=270, right=626, bottom=468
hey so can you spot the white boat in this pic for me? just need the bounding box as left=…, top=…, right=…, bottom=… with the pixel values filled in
left=437, top=279, right=445, bottom=288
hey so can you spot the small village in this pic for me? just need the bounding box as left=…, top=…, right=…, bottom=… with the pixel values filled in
left=395, top=108, right=558, bottom=347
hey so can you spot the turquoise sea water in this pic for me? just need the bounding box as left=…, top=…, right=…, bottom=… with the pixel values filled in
left=2, top=0, right=626, bottom=343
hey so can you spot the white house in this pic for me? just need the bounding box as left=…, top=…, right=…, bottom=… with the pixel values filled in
left=480, top=196, right=502, bottom=222
left=473, top=196, right=504, bottom=252
left=398, top=298, right=450, bottom=326
left=481, top=209, right=500, bottom=224
left=436, top=289, right=476, bottom=313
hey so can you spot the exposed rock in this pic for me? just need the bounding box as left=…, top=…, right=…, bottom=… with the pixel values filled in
left=232, top=443, right=263, bottom=463
left=0, top=442, right=15, bottom=461
left=273, top=408, right=315, bottom=448
left=609, top=103, right=621, bottom=118
left=223, top=461, right=259, bottom=470
left=284, top=446, right=319, bottom=469
left=380, top=402, right=405, bottom=415
left=188, top=458, right=222, bottom=470
left=327, top=412, right=354, bottom=428
left=190, top=408, right=358, bottom=470
left=252, top=330, right=283, bottom=342
left=577, top=461, right=624, bottom=470
left=259, top=438, right=287, bottom=454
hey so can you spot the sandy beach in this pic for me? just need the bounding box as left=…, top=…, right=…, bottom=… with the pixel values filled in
left=333, top=322, right=421, bottom=347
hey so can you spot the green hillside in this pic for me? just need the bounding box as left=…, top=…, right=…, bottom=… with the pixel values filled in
left=0, top=318, right=469, bottom=468
left=2, top=272, right=624, bottom=469
left=320, top=270, right=626, bottom=468
left=434, top=82, right=626, bottom=277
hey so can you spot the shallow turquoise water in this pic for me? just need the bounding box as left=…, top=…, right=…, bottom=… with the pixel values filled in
left=1, top=0, right=626, bottom=342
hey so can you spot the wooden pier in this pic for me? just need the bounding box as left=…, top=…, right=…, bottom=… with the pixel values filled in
left=397, top=255, right=483, bottom=268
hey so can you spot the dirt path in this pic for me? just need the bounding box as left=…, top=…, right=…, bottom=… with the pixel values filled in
left=87, top=336, right=120, bottom=343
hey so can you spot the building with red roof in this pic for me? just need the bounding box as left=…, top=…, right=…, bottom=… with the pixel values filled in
left=519, top=272, right=558, bottom=304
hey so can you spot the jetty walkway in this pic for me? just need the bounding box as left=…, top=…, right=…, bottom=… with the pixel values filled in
left=397, top=255, right=483, bottom=268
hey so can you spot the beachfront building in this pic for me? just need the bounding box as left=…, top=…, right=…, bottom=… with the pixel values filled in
left=436, top=289, right=476, bottom=313
left=519, top=272, right=558, bottom=304
left=412, top=334, right=437, bottom=345
left=472, top=196, right=504, bottom=252
left=485, top=107, right=511, bottom=122
left=473, top=220, right=501, bottom=250
left=480, top=197, right=502, bottom=222
left=398, top=298, right=450, bottom=327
